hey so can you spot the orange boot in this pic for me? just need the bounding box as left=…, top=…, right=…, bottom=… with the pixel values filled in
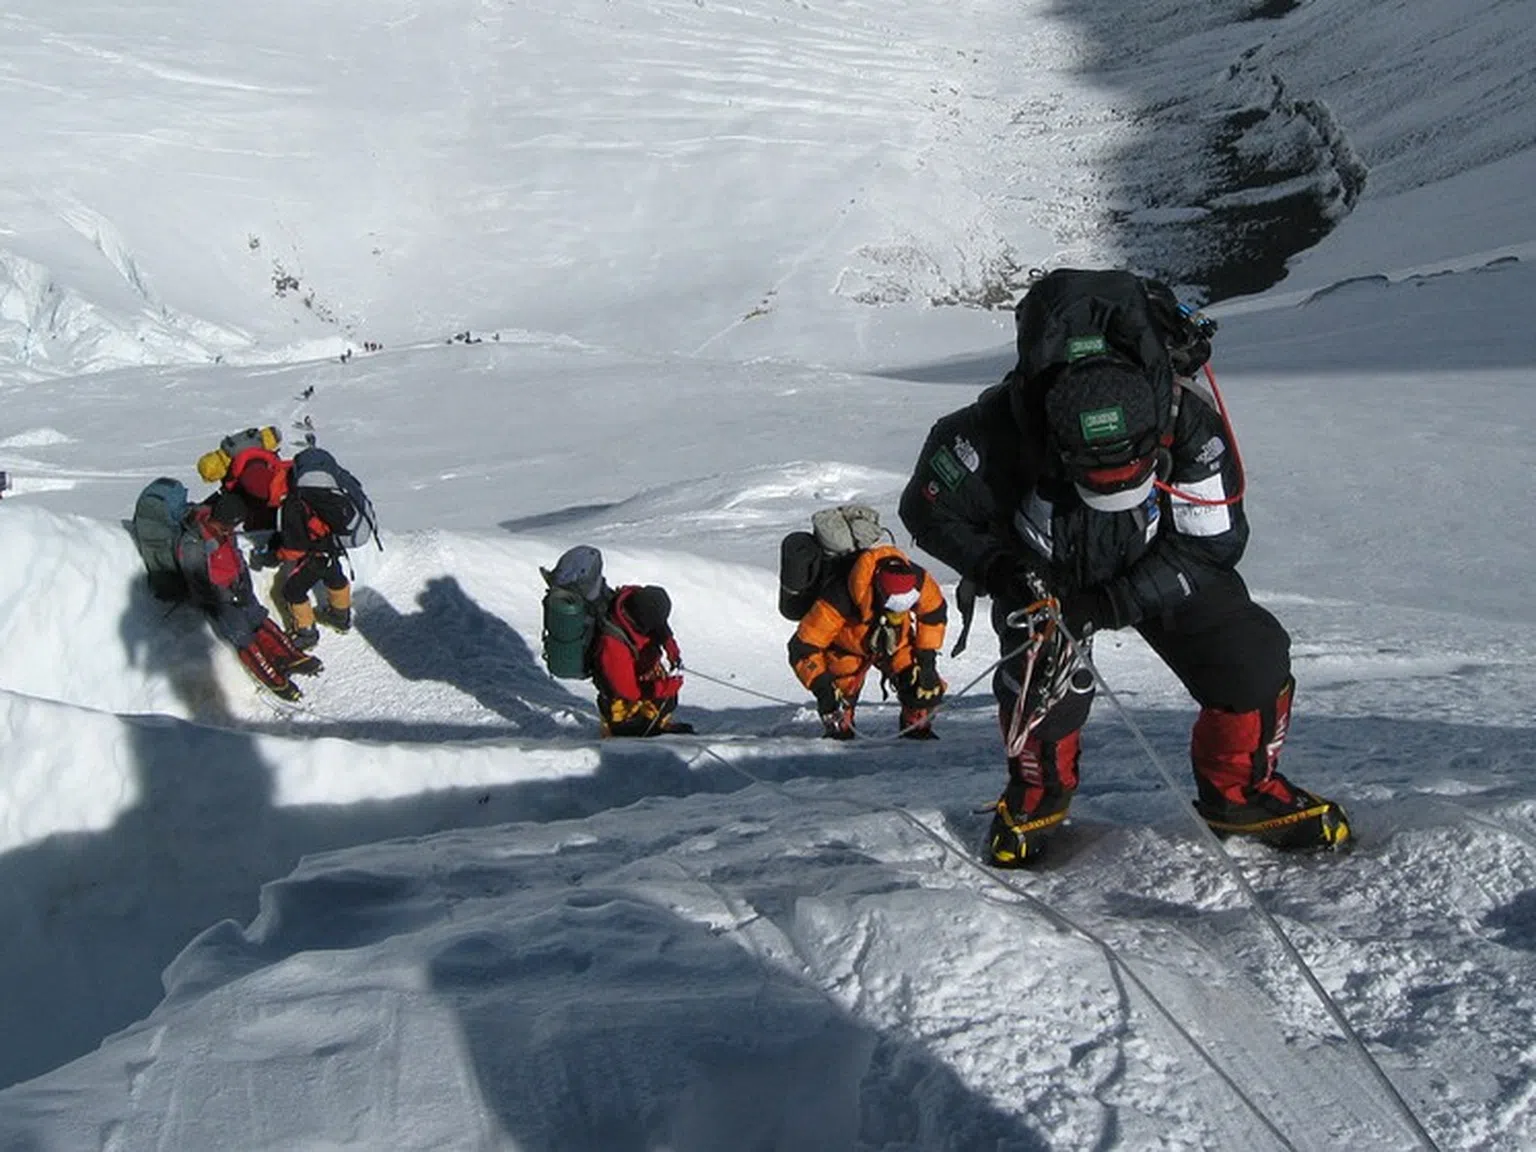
left=316, top=584, right=352, bottom=633
left=285, top=599, right=320, bottom=650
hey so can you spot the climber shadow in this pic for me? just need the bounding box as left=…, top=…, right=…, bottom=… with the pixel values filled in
left=353, top=575, right=581, bottom=737
left=428, top=877, right=1047, bottom=1152
left=119, top=571, right=241, bottom=726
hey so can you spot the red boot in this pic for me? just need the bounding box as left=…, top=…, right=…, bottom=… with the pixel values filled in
left=238, top=641, right=301, bottom=701
left=256, top=619, right=324, bottom=678
left=898, top=706, right=938, bottom=740
left=1191, top=678, right=1350, bottom=850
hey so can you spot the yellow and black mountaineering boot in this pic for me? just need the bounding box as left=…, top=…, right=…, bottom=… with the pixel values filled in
left=987, top=779, right=1073, bottom=868
left=986, top=730, right=1082, bottom=867
left=1196, top=783, right=1352, bottom=851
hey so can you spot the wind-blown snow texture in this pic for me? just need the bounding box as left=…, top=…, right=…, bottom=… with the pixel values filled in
left=2, top=1, right=1536, bottom=1149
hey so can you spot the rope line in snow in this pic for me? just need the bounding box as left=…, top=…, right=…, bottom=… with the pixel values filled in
left=1060, top=626, right=1442, bottom=1152
left=681, top=735, right=1299, bottom=1151
left=683, top=614, right=1441, bottom=1151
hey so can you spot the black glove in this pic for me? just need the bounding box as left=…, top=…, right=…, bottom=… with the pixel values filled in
left=810, top=673, right=855, bottom=739
left=809, top=673, right=841, bottom=716
left=247, top=547, right=278, bottom=571
left=1062, top=588, right=1116, bottom=636
left=911, top=650, right=944, bottom=702
left=982, top=553, right=1050, bottom=606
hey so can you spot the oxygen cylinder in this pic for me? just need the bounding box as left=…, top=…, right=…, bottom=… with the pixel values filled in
left=542, top=589, right=594, bottom=680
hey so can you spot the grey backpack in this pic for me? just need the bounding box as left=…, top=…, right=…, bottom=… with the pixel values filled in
left=777, top=505, right=886, bottom=621
left=810, top=504, right=884, bottom=555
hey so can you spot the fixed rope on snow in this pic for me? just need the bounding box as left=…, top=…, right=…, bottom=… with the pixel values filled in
left=682, top=598, right=1439, bottom=1149
left=676, top=718, right=1299, bottom=1148
left=1051, top=612, right=1441, bottom=1152
left=676, top=664, right=803, bottom=709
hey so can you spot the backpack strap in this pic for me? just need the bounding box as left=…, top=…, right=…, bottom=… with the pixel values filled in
left=950, top=577, right=979, bottom=657
left=358, top=495, right=383, bottom=551
left=1163, top=377, right=1183, bottom=448
left=595, top=614, right=643, bottom=681
left=599, top=608, right=640, bottom=656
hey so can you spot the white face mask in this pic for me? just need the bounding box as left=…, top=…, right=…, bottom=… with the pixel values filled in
left=1074, top=472, right=1155, bottom=513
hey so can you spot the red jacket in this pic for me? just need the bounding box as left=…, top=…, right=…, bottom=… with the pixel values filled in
left=592, top=586, right=683, bottom=704
left=222, top=449, right=290, bottom=533
left=176, top=505, right=248, bottom=603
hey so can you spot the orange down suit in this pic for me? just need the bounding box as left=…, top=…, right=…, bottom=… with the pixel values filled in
left=789, top=545, right=947, bottom=705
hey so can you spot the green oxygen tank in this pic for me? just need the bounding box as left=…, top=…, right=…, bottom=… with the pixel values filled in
left=542, top=587, right=595, bottom=679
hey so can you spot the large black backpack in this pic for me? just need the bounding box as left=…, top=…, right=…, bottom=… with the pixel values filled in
left=130, top=477, right=191, bottom=601
left=1011, top=269, right=1183, bottom=439
left=289, top=446, right=380, bottom=551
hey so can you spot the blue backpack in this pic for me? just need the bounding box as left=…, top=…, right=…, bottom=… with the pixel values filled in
left=131, top=477, right=191, bottom=600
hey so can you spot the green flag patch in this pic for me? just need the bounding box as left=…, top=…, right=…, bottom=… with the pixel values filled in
left=1079, top=405, right=1128, bottom=442
left=930, top=446, right=965, bottom=490
left=1066, top=334, right=1108, bottom=361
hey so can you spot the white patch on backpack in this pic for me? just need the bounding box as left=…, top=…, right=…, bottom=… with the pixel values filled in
left=952, top=435, right=980, bottom=472
left=811, top=504, right=882, bottom=556
left=1170, top=474, right=1231, bottom=536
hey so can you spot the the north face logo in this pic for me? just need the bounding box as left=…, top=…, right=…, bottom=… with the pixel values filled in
left=1079, top=405, right=1128, bottom=442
